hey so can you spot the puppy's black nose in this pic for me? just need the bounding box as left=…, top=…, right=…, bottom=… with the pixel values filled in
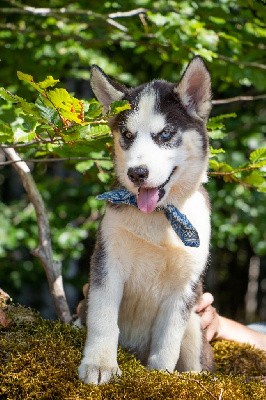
left=127, top=165, right=149, bottom=185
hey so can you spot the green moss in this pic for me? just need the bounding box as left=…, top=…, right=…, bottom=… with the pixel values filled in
left=0, top=305, right=265, bottom=399
left=213, top=339, right=266, bottom=376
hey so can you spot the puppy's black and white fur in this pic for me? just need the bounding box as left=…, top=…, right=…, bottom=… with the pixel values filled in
left=79, top=57, right=214, bottom=384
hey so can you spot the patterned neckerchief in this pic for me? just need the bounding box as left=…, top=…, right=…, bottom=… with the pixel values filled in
left=97, top=189, right=200, bottom=248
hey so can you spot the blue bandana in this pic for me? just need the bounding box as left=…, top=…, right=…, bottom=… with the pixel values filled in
left=97, top=189, right=200, bottom=248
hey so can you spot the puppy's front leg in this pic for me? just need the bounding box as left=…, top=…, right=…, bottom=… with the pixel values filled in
left=147, top=295, right=188, bottom=372
left=78, top=259, right=124, bottom=385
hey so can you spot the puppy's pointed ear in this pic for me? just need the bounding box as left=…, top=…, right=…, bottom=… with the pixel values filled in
left=90, top=65, right=127, bottom=111
left=176, top=57, right=212, bottom=121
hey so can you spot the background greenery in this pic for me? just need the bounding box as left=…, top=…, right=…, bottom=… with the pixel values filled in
left=0, top=0, right=265, bottom=321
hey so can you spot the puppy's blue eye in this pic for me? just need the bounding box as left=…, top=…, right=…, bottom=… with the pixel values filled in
left=159, top=131, right=172, bottom=141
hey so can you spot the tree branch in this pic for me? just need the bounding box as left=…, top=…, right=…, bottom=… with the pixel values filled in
left=218, top=55, right=266, bottom=70
left=1, top=1, right=131, bottom=32
left=2, top=147, right=72, bottom=323
left=108, top=8, right=147, bottom=18
left=208, top=164, right=261, bottom=177
left=0, top=156, right=110, bottom=166
left=212, top=94, right=266, bottom=105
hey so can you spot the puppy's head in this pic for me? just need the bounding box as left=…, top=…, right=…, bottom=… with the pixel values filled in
left=90, top=57, right=211, bottom=212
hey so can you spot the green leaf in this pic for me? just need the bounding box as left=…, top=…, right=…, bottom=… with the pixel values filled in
left=109, top=100, right=131, bottom=115
left=0, top=88, right=39, bottom=116
left=49, top=139, right=109, bottom=158
left=17, top=72, right=59, bottom=93
left=75, top=160, right=95, bottom=173
left=208, top=129, right=225, bottom=140
left=98, top=160, right=113, bottom=170
left=89, top=124, right=111, bottom=137
left=0, top=88, right=21, bottom=103
left=209, top=113, right=237, bottom=125
left=209, top=146, right=225, bottom=157
left=45, top=88, right=84, bottom=124
left=17, top=71, right=34, bottom=84
left=209, top=160, right=233, bottom=172
left=60, top=109, right=83, bottom=124
left=48, top=88, right=82, bottom=111
left=194, top=48, right=217, bottom=62
left=0, top=121, right=13, bottom=143
left=243, top=171, right=265, bottom=187
left=249, top=148, right=266, bottom=164
left=38, top=76, right=60, bottom=89
left=257, top=182, right=266, bottom=193
left=84, top=99, right=103, bottom=119
left=77, top=124, right=111, bottom=139
left=249, top=160, right=266, bottom=169
left=208, top=113, right=236, bottom=140
left=97, top=171, right=111, bottom=183
left=17, top=71, right=43, bottom=93
left=21, top=115, right=39, bottom=133
left=35, top=95, right=60, bottom=124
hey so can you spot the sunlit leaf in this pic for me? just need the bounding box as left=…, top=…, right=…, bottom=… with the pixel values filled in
left=17, top=71, right=34, bottom=84
left=17, top=71, right=42, bottom=93
left=48, top=88, right=82, bottom=112
left=38, top=76, right=60, bottom=89
left=109, top=100, right=131, bottom=115
left=97, top=171, right=111, bottom=183
left=209, top=146, right=225, bottom=157
left=60, top=109, right=83, bottom=124
left=75, top=160, right=95, bottom=173
left=249, top=148, right=266, bottom=164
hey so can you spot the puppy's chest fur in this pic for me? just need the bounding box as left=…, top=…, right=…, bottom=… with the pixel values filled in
left=101, top=188, right=210, bottom=286
left=99, top=189, right=210, bottom=358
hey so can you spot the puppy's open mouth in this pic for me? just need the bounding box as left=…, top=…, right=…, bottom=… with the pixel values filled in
left=137, top=167, right=177, bottom=214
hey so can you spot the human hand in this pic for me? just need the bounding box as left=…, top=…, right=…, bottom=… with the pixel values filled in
left=195, top=292, right=220, bottom=342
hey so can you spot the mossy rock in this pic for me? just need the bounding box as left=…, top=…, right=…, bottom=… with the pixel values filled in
left=0, top=305, right=265, bottom=399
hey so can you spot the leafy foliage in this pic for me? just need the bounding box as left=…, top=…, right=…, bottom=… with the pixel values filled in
left=0, top=73, right=131, bottom=146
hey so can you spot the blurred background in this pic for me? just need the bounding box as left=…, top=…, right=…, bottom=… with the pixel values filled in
left=0, top=0, right=265, bottom=322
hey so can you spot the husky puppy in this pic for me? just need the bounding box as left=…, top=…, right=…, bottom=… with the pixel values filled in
left=78, top=56, right=214, bottom=385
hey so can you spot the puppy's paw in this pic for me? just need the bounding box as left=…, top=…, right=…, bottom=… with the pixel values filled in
left=147, top=355, right=175, bottom=373
left=78, top=360, right=121, bottom=385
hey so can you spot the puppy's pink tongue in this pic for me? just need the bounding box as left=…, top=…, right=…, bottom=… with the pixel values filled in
left=137, top=187, right=159, bottom=214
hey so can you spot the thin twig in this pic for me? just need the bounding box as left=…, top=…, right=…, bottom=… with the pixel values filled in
left=108, top=8, right=147, bottom=18
left=0, top=141, right=42, bottom=148
left=2, top=147, right=72, bottom=323
left=212, top=94, right=266, bottom=105
left=0, top=156, right=110, bottom=166
left=218, top=55, right=266, bottom=70
left=208, top=164, right=261, bottom=177
left=1, top=2, right=130, bottom=32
